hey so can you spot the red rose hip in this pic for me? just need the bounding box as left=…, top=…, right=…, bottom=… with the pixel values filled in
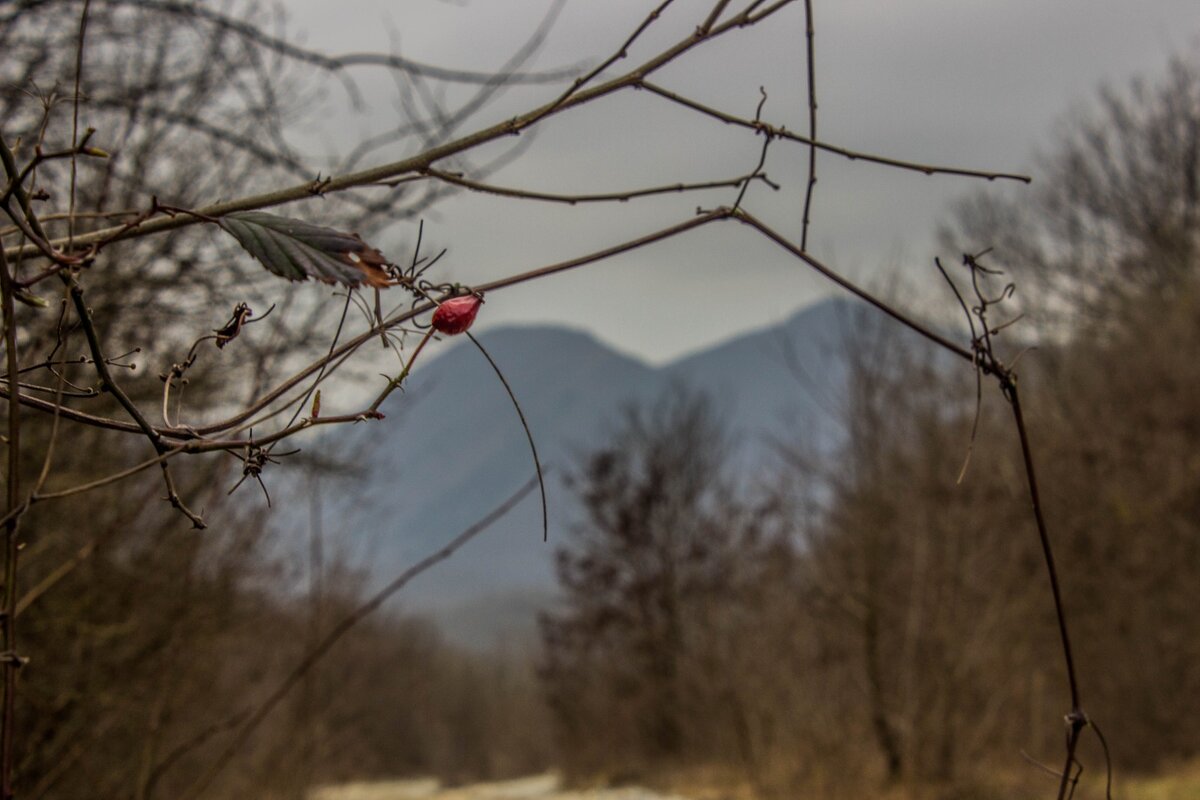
left=431, top=294, right=482, bottom=335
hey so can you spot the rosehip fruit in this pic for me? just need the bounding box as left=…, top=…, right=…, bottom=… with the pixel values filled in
left=431, top=294, right=482, bottom=335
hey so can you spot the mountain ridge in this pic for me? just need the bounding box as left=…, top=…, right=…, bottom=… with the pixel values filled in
left=284, top=296, right=911, bottom=646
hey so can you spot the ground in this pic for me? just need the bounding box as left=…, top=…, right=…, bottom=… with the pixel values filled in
left=311, top=774, right=692, bottom=800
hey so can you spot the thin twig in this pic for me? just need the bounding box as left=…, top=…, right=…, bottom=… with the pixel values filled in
left=640, top=81, right=1032, bottom=184
left=527, top=0, right=677, bottom=126
left=934, top=257, right=983, bottom=483
left=408, top=168, right=772, bottom=205
left=946, top=254, right=1085, bottom=800
left=68, top=0, right=92, bottom=246
left=466, top=332, right=549, bottom=541
left=799, top=0, right=818, bottom=250
left=157, top=461, right=205, bottom=529
left=730, top=209, right=975, bottom=362
left=67, top=279, right=205, bottom=526
left=66, top=283, right=162, bottom=449
left=263, top=292, right=354, bottom=453
left=367, top=328, right=435, bottom=415
left=699, top=0, right=734, bottom=34
left=0, top=238, right=21, bottom=800
left=731, top=87, right=775, bottom=210
left=1092, top=719, right=1114, bottom=800
left=1007, top=381, right=1085, bottom=800
left=117, top=0, right=583, bottom=90
left=5, top=0, right=803, bottom=262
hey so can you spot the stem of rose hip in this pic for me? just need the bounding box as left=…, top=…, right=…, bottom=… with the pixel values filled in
left=368, top=328, right=435, bottom=414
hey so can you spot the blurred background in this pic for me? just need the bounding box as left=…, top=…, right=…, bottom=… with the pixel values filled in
left=1, top=1, right=1197, bottom=798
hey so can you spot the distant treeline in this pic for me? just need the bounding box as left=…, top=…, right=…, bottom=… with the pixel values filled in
left=538, top=50, right=1200, bottom=797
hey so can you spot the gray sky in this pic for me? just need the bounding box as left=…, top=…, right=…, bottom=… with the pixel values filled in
left=282, top=0, right=1198, bottom=364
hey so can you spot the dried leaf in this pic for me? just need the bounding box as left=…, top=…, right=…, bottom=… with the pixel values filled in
left=214, top=302, right=254, bottom=349
left=219, top=211, right=391, bottom=288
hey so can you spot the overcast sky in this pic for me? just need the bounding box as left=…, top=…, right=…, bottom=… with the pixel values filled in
left=281, top=0, right=1199, bottom=364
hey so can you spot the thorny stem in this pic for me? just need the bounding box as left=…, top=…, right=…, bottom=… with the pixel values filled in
left=731, top=89, right=775, bottom=210
left=525, top=0, right=678, bottom=127
left=69, top=0, right=92, bottom=246
left=1007, top=379, right=1086, bottom=800
left=3, top=209, right=1089, bottom=788
left=410, top=168, right=772, bottom=205
left=731, top=209, right=975, bottom=362
left=0, top=209, right=729, bottom=444
left=0, top=246, right=20, bottom=800
left=941, top=253, right=1086, bottom=798
left=67, top=282, right=162, bottom=450
left=0, top=208, right=971, bottom=454
left=66, top=278, right=205, bottom=527
left=754, top=211, right=1087, bottom=797
left=800, top=0, right=818, bottom=250
left=640, top=81, right=1031, bottom=184
left=368, top=328, right=435, bottom=414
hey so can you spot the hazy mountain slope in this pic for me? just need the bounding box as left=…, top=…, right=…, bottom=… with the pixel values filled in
left=296, top=298, right=880, bottom=644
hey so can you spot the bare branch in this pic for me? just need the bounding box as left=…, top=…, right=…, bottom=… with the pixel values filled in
left=179, top=474, right=541, bottom=800
left=640, top=81, right=1032, bottom=184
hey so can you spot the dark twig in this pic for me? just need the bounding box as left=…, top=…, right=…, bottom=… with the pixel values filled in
left=135, top=211, right=730, bottom=443
left=0, top=2, right=1103, bottom=795
left=699, top=0, right=734, bottom=34
left=731, top=88, right=776, bottom=210
left=640, top=81, right=1032, bottom=184
left=67, top=280, right=205, bottom=527
left=68, top=0, right=92, bottom=247
left=476, top=209, right=731, bottom=294
left=410, top=168, right=773, bottom=205
left=466, top=332, right=549, bottom=541
left=67, top=283, right=162, bottom=448
left=0, top=241, right=22, bottom=800
left=114, top=0, right=583, bottom=91
left=6, top=0, right=803, bottom=263
left=934, top=257, right=983, bottom=483
left=730, top=209, right=975, bottom=362
left=800, top=0, right=818, bottom=250
left=1009, top=381, right=1085, bottom=800
left=527, top=0, right=677, bottom=126
left=263, top=293, right=353, bottom=453
left=1092, top=718, right=1114, bottom=800
left=936, top=253, right=1085, bottom=800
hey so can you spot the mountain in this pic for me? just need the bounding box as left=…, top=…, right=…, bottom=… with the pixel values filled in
left=293, top=297, right=885, bottom=646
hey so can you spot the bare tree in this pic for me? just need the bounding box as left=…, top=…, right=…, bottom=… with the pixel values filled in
left=943, top=50, right=1200, bottom=318
left=540, top=388, right=779, bottom=777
